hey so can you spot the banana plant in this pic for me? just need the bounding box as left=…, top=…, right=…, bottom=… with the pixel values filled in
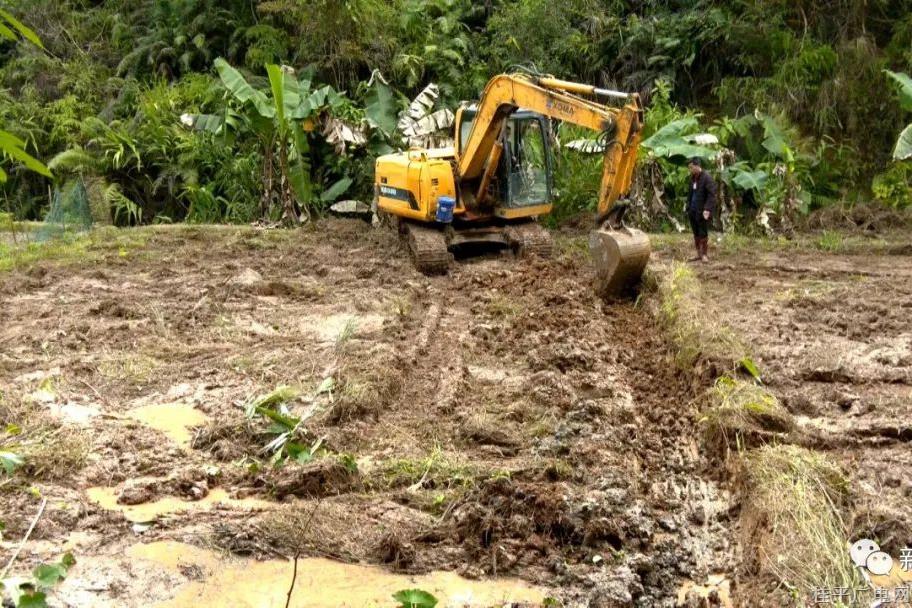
left=0, top=9, right=51, bottom=184
left=190, top=59, right=352, bottom=222
left=885, top=70, right=912, bottom=161
left=640, top=117, right=717, bottom=161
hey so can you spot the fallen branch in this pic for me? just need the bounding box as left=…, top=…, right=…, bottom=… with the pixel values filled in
left=0, top=497, right=48, bottom=579
left=285, top=551, right=300, bottom=608
left=284, top=498, right=322, bottom=608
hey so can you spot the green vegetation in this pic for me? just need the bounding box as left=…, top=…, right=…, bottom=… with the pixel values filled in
left=0, top=9, right=50, bottom=185
left=742, top=445, right=857, bottom=596
left=648, top=262, right=747, bottom=369
left=1, top=552, right=76, bottom=608
left=243, top=385, right=324, bottom=466
left=0, top=226, right=153, bottom=273
left=1, top=1, right=911, bottom=227
left=393, top=589, right=438, bottom=608
left=701, top=376, right=794, bottom=453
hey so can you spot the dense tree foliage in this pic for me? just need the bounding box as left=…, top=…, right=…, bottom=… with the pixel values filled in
left=1, top=0, right=911, bottom=226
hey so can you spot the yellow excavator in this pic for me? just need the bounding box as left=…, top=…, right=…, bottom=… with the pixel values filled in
left=374, top=72, right=650, bottom=296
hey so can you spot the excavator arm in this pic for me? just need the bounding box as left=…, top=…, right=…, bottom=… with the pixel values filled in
left=456, top=73, right=644, bottom=223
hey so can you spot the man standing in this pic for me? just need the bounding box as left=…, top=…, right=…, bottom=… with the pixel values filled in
left=686, top=157, right=717, bottom=262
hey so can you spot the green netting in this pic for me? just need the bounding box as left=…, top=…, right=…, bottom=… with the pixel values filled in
left=37, top=179, right=94, bottom=242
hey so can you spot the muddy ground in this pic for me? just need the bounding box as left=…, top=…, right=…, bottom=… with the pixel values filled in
left=691, top=244, right=912, bottom=553
left=653, top=232, right=912, bottom=605
left=1, top=222, right=739, bottom=607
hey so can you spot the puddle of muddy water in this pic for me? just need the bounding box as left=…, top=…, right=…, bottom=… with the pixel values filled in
left=87, top=486, right=272, bottom=522
left=125, top=541, right=545, bottom=607
left=126, top=402, right=209, bottom=446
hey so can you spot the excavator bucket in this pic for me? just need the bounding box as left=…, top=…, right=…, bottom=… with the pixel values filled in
left=589, top=226, right=651, bottom=298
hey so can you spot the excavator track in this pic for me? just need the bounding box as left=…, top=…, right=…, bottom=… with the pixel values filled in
left=506, top=223, right=554, bottom=258
left=403, top=222, right=452, bottom=274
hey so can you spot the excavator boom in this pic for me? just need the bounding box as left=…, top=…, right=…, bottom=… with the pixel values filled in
left=456, top=73, right=643, bottom=222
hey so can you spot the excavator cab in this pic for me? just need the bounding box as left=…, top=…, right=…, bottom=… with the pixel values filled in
left=456, top=107, right=553, bottom=216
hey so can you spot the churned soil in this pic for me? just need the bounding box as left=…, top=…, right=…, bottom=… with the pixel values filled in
left=1, top=222, right=735, bottom=607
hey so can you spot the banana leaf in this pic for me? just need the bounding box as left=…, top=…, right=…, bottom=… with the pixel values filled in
left=885, top=70, right=912, bottom=112
left=214, top=58, right=274, bottom=118
left=893, top=123, right=912, bottom=161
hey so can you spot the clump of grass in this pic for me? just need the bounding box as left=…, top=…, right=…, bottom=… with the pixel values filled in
left=0, top=392, right=89, bottom=482
left=485, top=294, right=520, bottom=319
left=702, top=376, right=794, bottom=453
left=459, top=411, right=519, bottom=448
left=334, top=317, right=358, bottom=353
left=326, top=373, right=400, bottom=424
left=369, top=448, right=479, bottom=492
left=815, top=230, right=845, bottom=252
left=97, top=353, right=161, bottom=385
left=741, top=445, right=858, bottom=596
left=17, top=428, right=90, bottom=480
left=649, top=262, right=748, bottom=369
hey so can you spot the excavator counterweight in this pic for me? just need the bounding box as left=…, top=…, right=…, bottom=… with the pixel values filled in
left=374, top=72, right=650, bottom=296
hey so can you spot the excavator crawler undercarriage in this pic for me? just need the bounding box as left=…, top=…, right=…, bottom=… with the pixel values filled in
left=401, top=221, right=452, bottom=274
left=398, top=219, right=553, bottom=274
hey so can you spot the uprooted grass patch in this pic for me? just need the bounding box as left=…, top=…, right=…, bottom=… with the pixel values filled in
left=646, top=262, right=748, bottom=372
left=324, top=372, right=402, bottom=424
left=244, top=455, right=359, bottom=500
left=740, top=445, right=858, bottom=598
left=0, top=391, right=89, bottom=483
left=701, top=376, right=795, bottom=455
left=446, top=476, right=631, bottom=575
left=192, top=413, right=271, bottom=461
left=458, top=411, right=521, bottom=451
left=216, top=497, right=436, bottom=567
left=648, top=261, right=860, bottom=603
left=367, top=448, right=482, bottom=493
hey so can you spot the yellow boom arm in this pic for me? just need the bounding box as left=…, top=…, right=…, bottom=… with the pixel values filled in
left=456, top=73, right=643, bottom=222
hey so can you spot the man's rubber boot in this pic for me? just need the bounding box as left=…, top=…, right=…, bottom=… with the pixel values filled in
left=699, top=237, right=709, bottom=263
left=688, top=236, right=702, bottom=262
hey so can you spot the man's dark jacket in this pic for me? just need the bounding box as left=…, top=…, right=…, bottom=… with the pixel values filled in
left=686, top=170, right=717, bottom=216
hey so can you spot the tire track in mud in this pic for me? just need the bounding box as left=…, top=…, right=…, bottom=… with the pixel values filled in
left=355, top=253, right=740, bottom=606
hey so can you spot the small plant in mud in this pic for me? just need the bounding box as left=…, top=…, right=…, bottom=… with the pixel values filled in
left=334, top=317, right=358, bottom=352
left=0, top=449, right=23, bottom=476
left=1, top=552, right=75, bottom=608
left=244, top=384, right=330, bottom=466
left=392, top=589, right=438, bottom=608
